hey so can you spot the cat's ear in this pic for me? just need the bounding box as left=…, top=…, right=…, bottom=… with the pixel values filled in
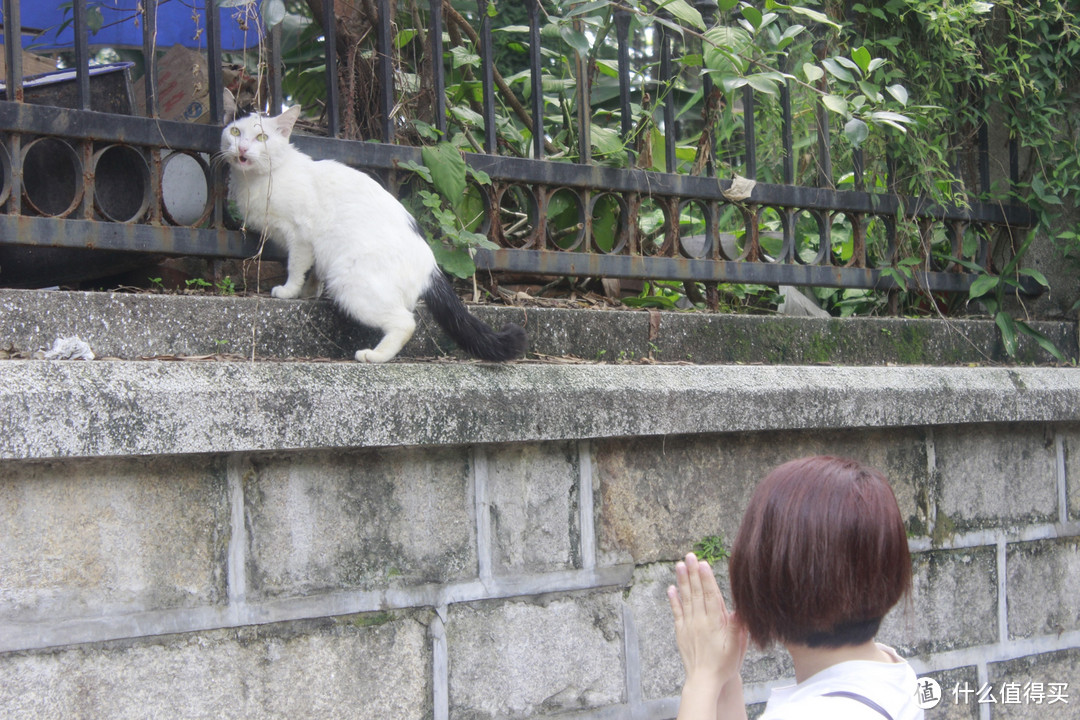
left=222, top=87, right=238, bottom=125
left=274, top=105, right=303, bottom=139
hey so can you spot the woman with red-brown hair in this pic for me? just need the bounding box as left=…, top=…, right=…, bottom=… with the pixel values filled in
left=667, top=455, right=922, bottom=720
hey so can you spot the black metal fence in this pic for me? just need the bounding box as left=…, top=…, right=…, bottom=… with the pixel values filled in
left=0, top=0, right=1035, bottom=298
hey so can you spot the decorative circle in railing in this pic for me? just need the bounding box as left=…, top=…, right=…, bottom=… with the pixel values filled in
left=963, top=222, right=992, bottom=270
left=637, top=196, right=667, bottom=257
left=756, top=206, right=786, bottom=263
left=831, top=212, right=858, bottom=267
left=678, top=199, right=711, bottom=260
left=717, top=203, right=751, bottom=261
left=860, top=215, right=884, bottom=268
left=22, top=137, right=83, bottom=217
left=925, top=219, right=957, bottom=272
left=495, top=184, right=536, bottom=249
left=161, top=151, right=212, bottom=227
left=461, top=181, right=491, bottom=237
left=93, top=144, right=151, bottom=223
left=0, top=141, right=10, bottom=208
left=547, top=187, right=585, bottom=251
left=590, top=192, right=627, bottom=254
left=794, top=209, right=829, bottom=265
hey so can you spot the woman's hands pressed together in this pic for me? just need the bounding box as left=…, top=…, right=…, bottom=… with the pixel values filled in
left=668, top=552, right=749, bottom=720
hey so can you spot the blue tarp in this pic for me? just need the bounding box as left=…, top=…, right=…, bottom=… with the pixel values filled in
left=3, top=0, right=262, bottom=52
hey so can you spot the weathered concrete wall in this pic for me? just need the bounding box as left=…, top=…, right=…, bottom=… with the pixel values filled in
left=1, top=291, right=1079, bottom=719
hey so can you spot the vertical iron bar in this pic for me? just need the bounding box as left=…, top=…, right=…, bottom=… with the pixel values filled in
left=853, top=148, right=864, bottom=192
left=322, top=0, right=340, bottom=137
left=978, top=120, right=990, bottom=195
left=72, top=0, right=91, bottom=110
left=142, top=0, right=159, bottom=117
left=2, top=0, right=23, bottom=102
left=476, top=0, right=497, bottom=153
left=377, top=0, right=395, bottom=142
left=615, top=5, right=633, bottom=166
left=742, top=85, right=756, bottom=179
left=75, top=0, right=93, bottom=220
left=526, top=0, right=544, bottom=159
left=815, top=95, right=831, bottom=187
left=269, top=22, right=283, bottom=113
left=660, top=25, right=675, bottom=173
left=1009, top=136, right=1019, bottom=191
left=206, top=0, right=224, bottom=123
left=3, top=0, right=22, bottom=215
left=429, top=0, right=447, bottom=136
left=697, top=0, right=718, bottom=177
left=781, top=79, right=794, bottom=184
left=574, top=15, right=591, bottom=164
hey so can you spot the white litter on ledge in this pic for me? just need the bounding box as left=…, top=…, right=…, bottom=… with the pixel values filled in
left=43, top=336, right=96, bottom=361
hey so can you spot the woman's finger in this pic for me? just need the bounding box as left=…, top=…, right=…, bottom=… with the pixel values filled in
left=685, top=553, right=704, bottom=608
left=667, top=584, right=684, bottom=626
left=697, top=559, right=726, bottom=619
left=675, top=558, right=693, bottom=613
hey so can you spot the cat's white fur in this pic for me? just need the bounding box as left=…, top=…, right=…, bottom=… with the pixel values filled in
left=220, top=106, right=525, bottom=363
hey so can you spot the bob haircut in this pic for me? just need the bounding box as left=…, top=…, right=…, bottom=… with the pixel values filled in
left=729, top=455, right=912, bottom=649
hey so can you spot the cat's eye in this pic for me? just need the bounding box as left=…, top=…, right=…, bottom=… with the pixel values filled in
left=256, top=133, right=269, bottom=142
left=229, top=127, right=240, bottom=136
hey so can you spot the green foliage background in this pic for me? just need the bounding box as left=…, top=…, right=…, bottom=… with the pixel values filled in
left=234, top=0, right=1079, bottom=333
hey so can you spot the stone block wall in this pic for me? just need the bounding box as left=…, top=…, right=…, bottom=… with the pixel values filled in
left=2, top=367, right=1079, bottom=719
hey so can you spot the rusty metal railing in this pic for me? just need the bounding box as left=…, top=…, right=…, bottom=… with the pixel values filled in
left=0, top=0, right=1036, bottom=295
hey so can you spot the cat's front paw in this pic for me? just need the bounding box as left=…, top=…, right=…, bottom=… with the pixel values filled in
left=355, top=349, right=391, bottom=364
left=271, top=284, right=301, bottom=299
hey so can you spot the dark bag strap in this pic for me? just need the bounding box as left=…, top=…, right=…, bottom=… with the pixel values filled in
left=822, top=691, right=894, bottom=720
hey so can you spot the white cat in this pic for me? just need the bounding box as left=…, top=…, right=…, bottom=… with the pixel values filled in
left=219, top=106, right=527, bottom=363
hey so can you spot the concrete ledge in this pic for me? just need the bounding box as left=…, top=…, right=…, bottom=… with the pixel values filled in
left=2, top=288, right=1076, bottom=364
left=3, top=361, right=1080, bottom=460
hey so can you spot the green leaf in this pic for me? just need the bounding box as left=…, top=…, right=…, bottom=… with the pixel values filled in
left=968, top=274, right=999, bottom=299
left=703, top=26, right=752, bottom=74
left=428, top=241, right=476, bottom=279
left=87, top=6, right=104, bottom=33
left=783, top=4, right=840, bottom=28
left=1018, top=267, right=1050, bottom=288
left=741, top=6, right=763, bottom=29
left=851, top=47, right=868, bottom=75
left=395, top=28, right=418, bottom=49
left=843, top=117, right=869, bottom=146
left=880, top=267, right=907, bottom=289
left=449, top=46, right=480, bottom=69
left=821, top=94, right=848, bottom=115
left=421, top=143, right=468, bottom=209
left=1015, top=322, right=1066, bottom=362
left=559, top=26, right=591, bottom=56
left=802, top=63, right=824, bottom=83
left=260, top=0, right=286, bottom=27
left=591, top=125, right=625, bottom=156
left=869, top=110, right=913, bottom=124
left=780, top=24, right=806, bottom=42
left=886, top=84, right=909, bottom=106
left=397, top=159, right=432, bottom=184
left=821, top=58, right=855, bottom=83
left=995, top=311, right=1018, bottom=357
left=656, top=0, right=706, bottom=31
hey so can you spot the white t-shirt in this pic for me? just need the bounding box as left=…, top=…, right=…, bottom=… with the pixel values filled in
left=759, top=645, right=925, bottom=720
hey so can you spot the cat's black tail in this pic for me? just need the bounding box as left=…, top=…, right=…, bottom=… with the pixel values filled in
left=421, top=270, right=528, bottom=361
